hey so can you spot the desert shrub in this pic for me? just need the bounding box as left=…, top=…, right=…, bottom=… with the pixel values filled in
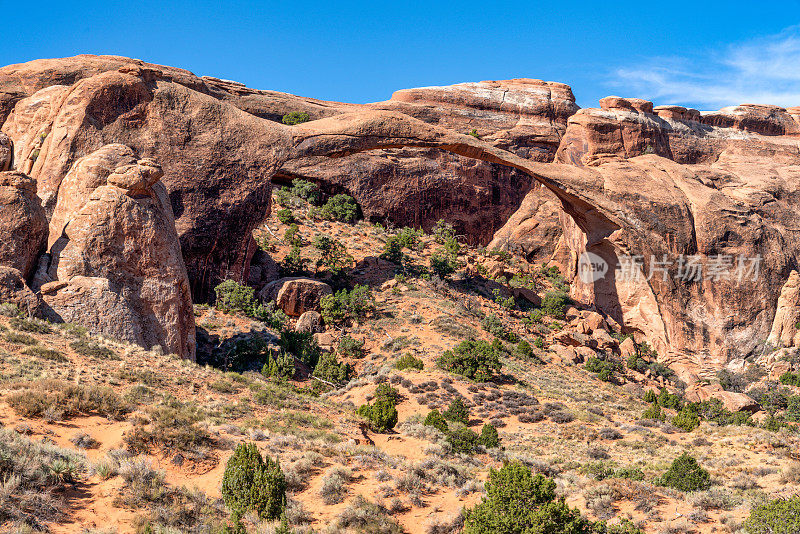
left=281, top=244, right=308, bottom=276
left=280, top=330, right=320, bottom=367
left=380, top=236, right=405, bottom=264
left=338, top=335, right=365, bottom=358
left=447, top=427, right=480, bottom=454
left=549, top=411, right=574, bottom=424
left=779, top=371, right=800, bottom=386
left=598, top=427, right=623, bottom=440
left=274, top=186, right=292, bottom=207
left=430, top=248, right=459, bottom=278
left=784, top=395, right=800, bottom=422
left=335, top=495, right=404, bottom=534
left=395, top=354, right=424, bottom=370
left=214, top=279, right=283, bottom=324
left=642, top=389, right=657, bottom=403
left=125, top=400, right=211, bottom=454
left=581, top=461, right=614, bottom=480
left=515, top=340, right=534, bottom=359
left=69, top=339, right=116, bottom=359
left=5, top=331, right=38, bottom=345
left=357, top=396, right=398, bottom=432
left=262, top=352, right=295, bottom=381
left=481, top=314, right=519, bottom=343
left=424, top=410, right=449, bottom=434
left=10, top=316, right=52, bottom=334
left=396, top=227, right=423, bottom=249
left=541, top=290, right=570, bottom=319
left=313, top=234, right=353, bottom=278
left=291, top=179, right=321, bottom=203
left=276, top=208, right=295, bottom=224
left=0, top=302, right=21, bottom=317
left=375, top=383, right=400, bottom=404
left=437, top=339, right=501, bottom=382
left=641, top=402, right=666, bottom=422
left=7, top=380, right=130, bottom=420
left=221, top=443, right=286, bottom=522
left=23, top=346, right=67, bottom=362
left=443, top=398, right=470, bottom=425
left=672, top=405, right=700, bottom=432
left=744, top=496, right=800, bottom=534
left=318, top=194, right=361, bottom=223
left=479, top=424, right=500, bottom=448
left=320, top=284, right=375, bottom=325
left=282, top=111, right=310, bottom=125
left=614, top=466, right=645, bottom=481
left=70, top=432, right=99, bottom=449
left=0, top=427, right=86, bottom=525
left=313, top=351, right=351, bottom=384
left=657, top=453, right=711, bottom=492
left=657, top=387, right=683, bottom=409
left=432, top=219, right=456, bottom=244
left=585, top=357, right=622, bottom=382
left=463, top=461, right=601, bottom=534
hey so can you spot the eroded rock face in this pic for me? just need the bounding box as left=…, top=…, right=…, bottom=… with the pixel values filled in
left=36, top=145, right=195, bottom=359
left=768, top=271, right=800, bottom=348
left=0, top=170, right=47, bottom=278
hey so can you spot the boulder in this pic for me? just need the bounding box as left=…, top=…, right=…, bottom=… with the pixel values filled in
left=685, top=383, right=760, bottom=413
left=259, top=277, right=332, bottom=317
left=619, top=338, right=637, bottom=361
left=36, top=145, right=195, bottom=359
left=295, top=311, right=323, bottom=334
left=313, top=332, right=336, bottom=352
left=0, top=266, right=42, bottom=316
left=0, top=171, right=47, bottom=278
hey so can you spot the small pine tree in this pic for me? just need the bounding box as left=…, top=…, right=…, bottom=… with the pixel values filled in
left=479, top=423, right=500, bottom=448
left=642, top=401, right=666, bottom=421
left=423, top=409, right=449, bottom=434
left=658, top=452, right=711, bottom=492
left=221, top=443, right=286, bottom=522
left=443, top=397, right=470, bottom=424
left=672, top=405, right=700, bottom=432
left=263, top=352, right=295, bottom=381
left=313, top=351, right=351, bottom=383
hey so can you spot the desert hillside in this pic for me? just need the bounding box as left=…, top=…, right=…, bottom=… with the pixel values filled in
left=1, top=55, right=800, bottom=533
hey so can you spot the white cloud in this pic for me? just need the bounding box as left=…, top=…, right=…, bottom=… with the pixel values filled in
left=612, top=26, right=800, bottom=110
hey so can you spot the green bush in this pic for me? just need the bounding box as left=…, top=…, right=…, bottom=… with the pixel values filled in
left=642, top=389, right=657, bottom=403
left=375, top=383, right=400, bottom=404
left=313, top=235, right=353, bottom=277
left=614, top=466, right=645, bottom=481
left=423, top=409, right=449, bottom=433
left=744, top=496, right=800, bottom=534
left=279, top=330, right=320, bottom=368
left=482, top=314, right=519, bottom=343
left=283, top=224, right=302, bottom=246
left=215, top=280, right=257, bottom=315
left=585, top=357, right=621, bottom=382
left=396, top=227, right=422, bottom=249
left=262, top=352, right=295, bottom=381
left=429, top=248, right=458, bottom=278
left=313, top=351, right=351, bottom=384
left=274, top=186, right=292, bottom=207
left=657, top=387, right=683, bottom=409
left=291, top=179, right=321, bottom=204
left=641, top=402, right=665, bottom=421
left=357, top=396, right=397, bottom=432
left=318, top=194, right=361, bottom=223
left=276, top=208, right=295, bottom=225
left=281, top=111, right=310, bottom=125
left=447, top=427, right=480, bottom=453
left=479, top=423, right=500, bottom=448
left=320, top=284, right=375, bottom=325
left=443, top=397, right=470, bottom=424
left=672, top=405, right=700, bottom=432
left=338, top=335, right=365, bottom=358
left=432, top=219, right=456, bottom=245
left=515, top=340, right=533, bottom=359
left=380, top=236, right=404, bottom=264
left=657, top=453, right=711, bottom=492
left=436, top=339, right=501, bottom=382
left=779, top=371, right=800, bottom=386
left=221, top=443, right=286, bottom=522
left=541, top=290, right=570, bottom=319
left=395, top=354, right=423, bottom=370
left=281, top=245, right=307, bottom=276
left=463, top=461, right=600, bottom=534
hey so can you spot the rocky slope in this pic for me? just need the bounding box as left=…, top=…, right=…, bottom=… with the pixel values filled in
left=1, top=54, right=800, bottom=378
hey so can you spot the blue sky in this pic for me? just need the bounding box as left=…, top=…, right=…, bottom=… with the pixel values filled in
left=4, top=1, right=800, bottom=110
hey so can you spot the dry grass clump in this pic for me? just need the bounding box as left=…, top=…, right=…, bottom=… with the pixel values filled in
left=330, top=495, right=404, bottom=534
left=6, top=379, right=131, bottom=421
left=124, top=399, right=213, bottom=456
left=320, top=465, right=353, bottom=504
left=0, top=427, right=86, bottom=528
